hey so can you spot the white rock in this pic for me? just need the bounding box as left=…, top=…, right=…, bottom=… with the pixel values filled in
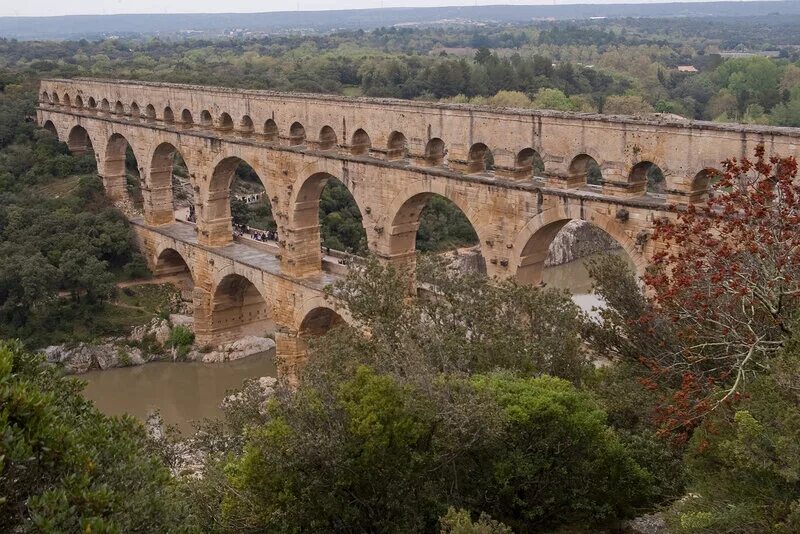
left=201, top=336, right=275, bottom=363
left=169, top=314, right=194, bottom=327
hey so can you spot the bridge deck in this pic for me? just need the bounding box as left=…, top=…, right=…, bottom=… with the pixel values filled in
left=132, top=219, right=342, bottom=291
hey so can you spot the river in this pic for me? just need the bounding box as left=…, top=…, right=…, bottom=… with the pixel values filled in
left=81, top=251, right=630, bottom=432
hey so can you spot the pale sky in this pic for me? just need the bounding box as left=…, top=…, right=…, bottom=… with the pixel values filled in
left=0, top=0, right=766, bottom=18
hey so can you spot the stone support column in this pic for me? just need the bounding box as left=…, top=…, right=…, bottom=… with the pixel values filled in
left=275, top=330, right=306, bottom=386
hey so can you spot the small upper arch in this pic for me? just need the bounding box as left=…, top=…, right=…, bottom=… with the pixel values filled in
left=62, top=93, right=71, bottom=107
left=129, top=101, right=141, bottom=119
left=516, top=148, right=545, bottom=177
left=629, top=161, right=666, bottom=196
left=181, top=109, right=194, bottom=125
left=87, top=97, right=97, bottom=110
left=264, top=119, right=278, bottom=141
left=74, top=95, right=84, bottom=108
left=145, top=104, right=157, bottom=121
left=425, top=137, right=446, bottom=166
left=387, top=131, right=408, bottom=161
left=289, top=122, right=306, bottom=146
left=569, top=153, right=603, bottom=186
left=163, top=106, right=175, bottom=123
left=318, top=125, right=338, bottom=150
left=41, top=91, right=50, bottom=104
left=113, top=100, right=125, bottom=115
left=200, top=110, right=213, bottom=127
left=239, top=115, right=254, bottom=134
left=52, top=93, right=60, bottom=105
left=100, top=99, right=110, bottom=113
left=350, top=128, right=371, bottom=156
left=467, top=142, right=494, bottom=174
left=217, top=112, right=234, bottom=131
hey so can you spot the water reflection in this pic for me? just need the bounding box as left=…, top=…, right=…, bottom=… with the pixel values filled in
left=81, top=350, right=276, bottom=433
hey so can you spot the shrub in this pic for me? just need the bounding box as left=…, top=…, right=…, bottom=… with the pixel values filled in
left=167, top=325, right=194, bottom=348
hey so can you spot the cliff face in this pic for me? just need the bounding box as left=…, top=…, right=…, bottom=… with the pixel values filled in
left=544, top=220, right=621, bottom=267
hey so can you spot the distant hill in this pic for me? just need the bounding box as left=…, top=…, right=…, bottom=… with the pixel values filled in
left=2, top=1, right=800, bottom=40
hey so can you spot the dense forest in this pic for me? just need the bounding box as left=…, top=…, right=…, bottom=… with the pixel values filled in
left=2, top=13, right=800, bottom=533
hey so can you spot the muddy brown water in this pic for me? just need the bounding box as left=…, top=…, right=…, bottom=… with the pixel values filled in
left=82, top=251, right=631, bottom=431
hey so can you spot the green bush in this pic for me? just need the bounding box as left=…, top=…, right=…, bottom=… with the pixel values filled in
left=0, top=340, right=191, bottom=531
left=167, top=325, right=194, bottom=348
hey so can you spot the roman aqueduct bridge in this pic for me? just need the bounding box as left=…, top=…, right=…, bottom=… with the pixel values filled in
left=37, top=78, right=800, bottom=377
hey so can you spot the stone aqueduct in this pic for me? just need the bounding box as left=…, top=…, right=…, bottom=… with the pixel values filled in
left=37, top=78, right=800, bottom=377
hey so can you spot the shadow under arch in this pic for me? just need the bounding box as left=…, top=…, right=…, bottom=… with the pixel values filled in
left=299, top=305, right=345, bottom=337
left=513, top=207, right=646, bottom=287
left=569, top=153, right=603, bottom=186
left=209, top=272, right=273, bottom=341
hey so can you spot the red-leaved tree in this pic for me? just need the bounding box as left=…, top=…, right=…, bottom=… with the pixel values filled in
left=642, top=145, right=800, bottom=436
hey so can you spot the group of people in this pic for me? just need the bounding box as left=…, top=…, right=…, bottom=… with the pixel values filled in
left=233, top=223, right=279, bottom=242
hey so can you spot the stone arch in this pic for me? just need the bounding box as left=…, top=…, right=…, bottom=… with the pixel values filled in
left=180, top=109, right=193, bottom=126
left=100, top=99, right=110, bottom=113
left=146, top=141, right=193, bottom=226
left=217, top=112, right=234, bottom=131
left=630, top=161, right=666, bottom=196
left=387, top=131, right=408, bottom=161
left=425, top=137, right=446, bottom=166
left=153, top=247, right=194, bottom=295
left=205, top=155, right=277, bottom=247
left=318, top=125, right=338, bottom=150
left=200, top=110, right=213, bottom=127
left=52, top=93, right=60, bottom=105
left=209, top=272, right=272, bottom=342
left=113, top=101, right=125, bottom=115
left=67, top=125, right=93, bottom=155
left=74, top=95, right=84, bottom=108
left=384, top=180, right=487, bottom=275
left=689, top=168, right=721, bottom=203
left=41, top=91, right=50, bottom=104
left=129, top=102, right=141, bottom=119
left=516, top=148, right=545, bottom=177
left=299, top=306, right=345, bottom=337
left=289, top=121, right=306, bottom=146
left=102, top=132, right=140, bottom=202
left=467, top=142, right=494, bottom=174
left=62, top=93, right=71, bottom=107
left=145, top=104, right=157, bottom=121
left=163, top=106, right=175, bottom=123
left=42, top=120, right=58, bottom=138
left=264, top=119, right=278, bottom=141
left=513, top=205, right=646, bottom=286
left=239, top=115, right=254, bottom=134
left=287, top=168, right=369, bottom=273
left=569, top=154, right=603, bottom=186
left=88, top=97, right=97, bottom=110
left=351, top=128, right=371, bottom=156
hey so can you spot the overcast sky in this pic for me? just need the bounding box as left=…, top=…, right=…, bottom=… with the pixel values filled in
left=0, top=0, right=767, bottom=18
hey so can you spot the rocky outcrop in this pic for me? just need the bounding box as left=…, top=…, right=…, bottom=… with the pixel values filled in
left=545, top=220, right=621, bottom=267
left=191, top=335, right=276, bottom=363
left=44, top=342, right=146, bottom=373
left=221, top=376, right=278, bottom=415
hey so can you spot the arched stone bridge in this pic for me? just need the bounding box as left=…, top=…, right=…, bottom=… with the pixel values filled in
left=37, top=78, right=800, bottom=377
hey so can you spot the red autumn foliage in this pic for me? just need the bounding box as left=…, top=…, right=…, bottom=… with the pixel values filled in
left=642, top=145, right=800, bottom=437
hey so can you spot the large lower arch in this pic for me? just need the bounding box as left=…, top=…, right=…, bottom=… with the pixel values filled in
left=67, top=125, right=93, bottom=155
left=153, top=247, right=194, bottom=298
left=383, top=181, right=486, bottom=277
left=42, top=120, right=58, bottom=138
left=513, top=206, right=646, bottom=286
left=203, top=155, right=276, bottom=247
left=287, top=171, right=368, bottom=276
left=208, top=273, right=272, bottom=343
left=102, top=132, right=140, bottom=202
left=146, top=141, right=193, bottom=226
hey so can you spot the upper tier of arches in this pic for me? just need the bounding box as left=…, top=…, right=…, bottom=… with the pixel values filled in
left=39, top=81, right=786, bottom=204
